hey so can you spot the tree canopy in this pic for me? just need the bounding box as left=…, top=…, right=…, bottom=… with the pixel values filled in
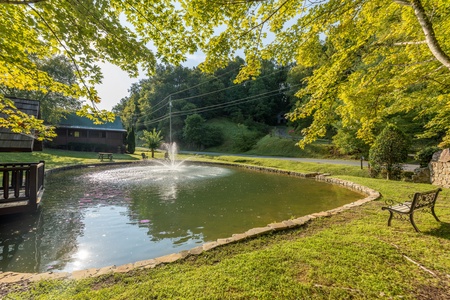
left=2, top=0, right=449, bottom=147
left=174, top=0, right=450, bottom=147
left=1, top=0, right=191, bottom=138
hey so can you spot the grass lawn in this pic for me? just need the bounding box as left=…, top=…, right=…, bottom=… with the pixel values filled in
left=0, top=148, right=146, bottom=169
left=1, top=150, right=450, bottom=299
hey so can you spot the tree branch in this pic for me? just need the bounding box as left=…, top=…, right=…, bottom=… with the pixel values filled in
left=393, top=41, right=426, bottom=45
left=0, top=0, right=46, bottom=4
left=239, top=0, right=291, bottom=39
left=27, top=4, right=97, bottom=104
left=393, top=0, right=412, bottom=6
left=396, top=0, right=450, bottom=70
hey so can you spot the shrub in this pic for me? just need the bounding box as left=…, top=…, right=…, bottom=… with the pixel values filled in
left=414, top=146, right=440, bottom=167
left=369, top=124, right=409, bottom=180
left=202, top=125, right=224, bottom=148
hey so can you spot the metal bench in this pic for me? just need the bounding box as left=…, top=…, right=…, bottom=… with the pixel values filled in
left=382, top=188, right=442, bottom=232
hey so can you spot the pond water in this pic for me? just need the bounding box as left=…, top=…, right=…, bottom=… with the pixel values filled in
left=0, top=163, right=362, bottom=273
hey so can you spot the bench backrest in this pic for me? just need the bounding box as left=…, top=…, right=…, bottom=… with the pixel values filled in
left=411, top=188, right=442, bottom=210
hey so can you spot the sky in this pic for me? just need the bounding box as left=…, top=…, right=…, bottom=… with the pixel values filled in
left=94, top=53, right=206, bottom=111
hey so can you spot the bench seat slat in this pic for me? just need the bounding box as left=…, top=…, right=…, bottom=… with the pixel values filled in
left=389, top=203, right=412, bottom=213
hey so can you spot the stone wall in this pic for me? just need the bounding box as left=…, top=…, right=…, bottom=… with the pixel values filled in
left=430, top=148, right=450, bottom=188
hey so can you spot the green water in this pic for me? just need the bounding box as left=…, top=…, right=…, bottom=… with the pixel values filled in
left=0, top=163, right=362, bottom=273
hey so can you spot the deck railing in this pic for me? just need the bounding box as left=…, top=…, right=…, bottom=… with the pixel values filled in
left=0, top=161, right=45, bottom=215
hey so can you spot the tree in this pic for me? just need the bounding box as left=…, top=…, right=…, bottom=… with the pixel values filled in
left=183, top=114, right=205, bottom=149
left=4, top=0, right=449, bottom=147
left=1, top=0, right=193, bottom=139
left=140, top=128, right=164, bottom=158
left=126, top=127, right=136, bottom=154
left=369, top=124, right=409, bottom=180
left=173, top=0, right=450, bottom=148
left=1, top=55, right=81, bottom=124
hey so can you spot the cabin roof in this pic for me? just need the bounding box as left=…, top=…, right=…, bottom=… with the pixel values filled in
left=57, top=113, right=126, bottom=132
left=0, top=98, right=41, bottom=152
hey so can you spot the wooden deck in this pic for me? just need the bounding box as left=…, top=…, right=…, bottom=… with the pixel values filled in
left=0, top=161, right=45, bottom=215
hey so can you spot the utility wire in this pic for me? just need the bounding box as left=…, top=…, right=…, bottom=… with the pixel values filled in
left=148, top=66, right=242, bottom=113
left=171, top=68, right=286, bottom=103
left=140, top=83, right=299, bottom=127
left=148, top=67, right=287, bottom=118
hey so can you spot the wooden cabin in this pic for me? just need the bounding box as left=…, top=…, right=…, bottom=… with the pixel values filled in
left=50, top=113, right=126, bottom=153
left=0, top=98, right=43, bottom=152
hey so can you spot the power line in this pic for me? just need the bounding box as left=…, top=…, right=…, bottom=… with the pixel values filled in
left=140, top=83, right=299, bottom=127
left=147, top=67, right=287, bottom=119
left=147, top=66, right=242, bottom=114
left=171, top=68, right=286, bottom=103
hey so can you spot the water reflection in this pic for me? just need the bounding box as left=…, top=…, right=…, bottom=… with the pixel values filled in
left=0, top=164, right=363, bottom=273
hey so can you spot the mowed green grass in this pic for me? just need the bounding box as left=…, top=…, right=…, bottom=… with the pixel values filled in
left=2, top=151, right=450, bottom=299
left=0, top=149, right=143, bottom=169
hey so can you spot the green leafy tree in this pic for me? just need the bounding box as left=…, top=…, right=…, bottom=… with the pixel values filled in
left=332, top=123, right=370, bottom=157
left=415, top=146, right=441, bottom=168
left=369, top=124, right=409, bottom=180
left=1, top=55, right=81, bottom=124
left=183, top=114, right=205, bottom=149
left=6, top=0, right=450, bottom=148
left=140, top=128, right=164, bottom=158
left=126, top=127, right=136, bottom=154
left=174, top=0, right=450, bottom=148
left=1, top=0, right=193, bottom=138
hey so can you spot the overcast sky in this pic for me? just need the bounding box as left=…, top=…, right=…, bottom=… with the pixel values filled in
left=94, top=53, right=206, bottom=111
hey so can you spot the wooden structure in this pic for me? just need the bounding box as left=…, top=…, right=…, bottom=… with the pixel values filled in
left=98, top=152, right=113, bottom=161
left=50, top=113, right=126, bottom=153
left=0, top=161, right=45, bottom=215
left=382, top=188, right=442, bottom=232
left=0, top=98, right=43, bottom=152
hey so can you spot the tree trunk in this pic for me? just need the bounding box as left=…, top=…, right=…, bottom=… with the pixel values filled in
left=151, top=148, right=155, bottom=158
left=397, top=0, right=450, bottom=70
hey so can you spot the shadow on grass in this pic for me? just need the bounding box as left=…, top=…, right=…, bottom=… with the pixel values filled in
left=425, top=222, right=450, bottom=239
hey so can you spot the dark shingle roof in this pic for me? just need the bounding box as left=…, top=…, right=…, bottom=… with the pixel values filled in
left=57, top=113, right=126, bottom=132
left=0, top=98, right=40, bottom=151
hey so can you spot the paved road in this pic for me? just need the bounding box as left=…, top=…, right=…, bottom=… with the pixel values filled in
left=180, top=151, right=419, bottom=172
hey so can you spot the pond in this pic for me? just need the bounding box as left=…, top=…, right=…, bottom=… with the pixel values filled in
left=0, top=163, right=363, bottom=273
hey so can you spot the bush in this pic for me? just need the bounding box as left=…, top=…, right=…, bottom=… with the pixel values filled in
left=67, top=142, right=108, bottom=152
left=414, top=146, right=440, bottom=167
left=369, top=124, right=409, bottom=180
left=202, top=125, right=224, bottom=148
left=233, top=131, right=260, bottom=152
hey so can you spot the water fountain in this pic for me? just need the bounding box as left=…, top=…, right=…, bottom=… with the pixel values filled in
left=155, top=142, right=186, bottom=170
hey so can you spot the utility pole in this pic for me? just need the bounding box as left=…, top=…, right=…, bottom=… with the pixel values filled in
left=169, top=95, right=172, bottom=144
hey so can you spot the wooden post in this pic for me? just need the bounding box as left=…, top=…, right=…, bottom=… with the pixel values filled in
left=29, top=163, right=38, bottom=210
left=3, top=170, right=9, bottom=199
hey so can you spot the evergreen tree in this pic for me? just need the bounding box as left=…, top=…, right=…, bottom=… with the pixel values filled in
left=127, top=127, right=136, bottom=154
